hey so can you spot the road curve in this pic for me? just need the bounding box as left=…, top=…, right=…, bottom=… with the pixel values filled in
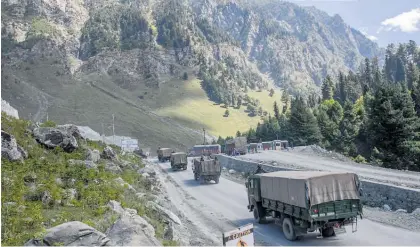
left=155, top=158, right=420, bottom=246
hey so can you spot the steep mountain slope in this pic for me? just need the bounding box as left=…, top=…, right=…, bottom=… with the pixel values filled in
left=1, top=0, right=381, bottom=148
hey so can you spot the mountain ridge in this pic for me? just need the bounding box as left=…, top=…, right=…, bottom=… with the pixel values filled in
left=1, top=0, right=383, bottom=148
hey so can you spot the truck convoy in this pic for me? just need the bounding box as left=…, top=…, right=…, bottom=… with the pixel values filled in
left=246, top=170, right=362, bottom=241
left=157, top=148, right=172, bottom=162
left=170, top=152, right=188, bottom=170
left=193, top=156, right=222, bottom=184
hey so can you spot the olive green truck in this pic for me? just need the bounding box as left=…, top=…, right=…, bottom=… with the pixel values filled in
left=157, top=148, right=172, bottom=162
left=170, top=152, right=188, bottom=170
left=193, top=157, right=221, bottom=184
left=246, top=171, right=363, bottom=241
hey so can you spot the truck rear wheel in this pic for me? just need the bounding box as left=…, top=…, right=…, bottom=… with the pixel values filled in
left=321, top=227, right=335, bottom=238
left=194, top=173, right=198, bottom=180
left=215, top=177, right=219, bottom=184
left=282, top=218, right=297, bottom=241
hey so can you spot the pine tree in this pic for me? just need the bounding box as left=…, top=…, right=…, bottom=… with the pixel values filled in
left=278, top=114, right=289, bottom=139
left=338, top=101, right=359, bottom=155
left=236, top=130, right=241, bottom=137
left=316, top=99, right=343, bottom=148
left=273, top=101, right=280, bottom=121
left=321, top=75, right=334, bottom=101
left=289, top=97, right=322, bottom=146
left=407, top=62, right=419, bottom=90
left=395, top=57, right=406, bottom=83
left=368, top=83, right=419, bottom=169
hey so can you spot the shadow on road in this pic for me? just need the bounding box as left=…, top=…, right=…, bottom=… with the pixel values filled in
left=182, top=179, right=218, bottom=187
left=230, top=218, right=345, bottom=246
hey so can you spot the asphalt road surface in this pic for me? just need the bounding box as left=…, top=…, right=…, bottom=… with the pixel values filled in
left=156, top=158, right=420, bottom=246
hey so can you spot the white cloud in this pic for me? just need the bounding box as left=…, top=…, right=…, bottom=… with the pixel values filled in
left=360, top=30, right=378, bottom=41
left=379, top=8, right=420, bottom=33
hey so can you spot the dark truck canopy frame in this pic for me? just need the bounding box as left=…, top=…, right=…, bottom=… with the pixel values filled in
left=256, top=171, right=361, bottom=208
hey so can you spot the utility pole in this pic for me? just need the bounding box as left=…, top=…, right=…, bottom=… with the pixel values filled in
left=112, top=114, right=115, bottom=145
left=203, top=128, right=206, bottom=145
left=46, top=112, right=49, bottom=122
left=101, top=123, right=105, bottom=143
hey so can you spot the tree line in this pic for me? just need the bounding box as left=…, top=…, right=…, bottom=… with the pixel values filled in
left=229, top=41, right=420, bottom=171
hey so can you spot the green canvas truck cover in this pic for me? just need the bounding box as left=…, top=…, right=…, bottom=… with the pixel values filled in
left=158, top=148, right=172, bottom=157
left=171, top=152, right=187, bottom=164
left=193, top=158, right=221, bottom=175
left=258, top=171, right=360, bottom=208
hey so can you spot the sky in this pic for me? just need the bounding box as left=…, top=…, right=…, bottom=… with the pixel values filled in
left=290, top=0, right=420, bottom=47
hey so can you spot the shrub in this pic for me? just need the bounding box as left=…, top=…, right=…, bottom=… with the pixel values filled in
left=40, top=120, right=57, bottom=128
left=353, top=155, right=367, bottom=164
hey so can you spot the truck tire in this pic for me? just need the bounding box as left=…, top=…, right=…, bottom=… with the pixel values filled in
left=282, top=218, right=297, bottom=241
left=253, top=202, right=265, bottom=224
left=321, top=227, right=335, bottom=238
left=200, top=176, right=205, bottom=184
left=215, top=177, right=219, bottom=184
left=194, top=173, right=198, bottom=181
left=183, top=165, right=187, bottom=170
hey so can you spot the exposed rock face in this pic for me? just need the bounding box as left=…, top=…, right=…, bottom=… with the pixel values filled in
left=24, top=221, right=111, bottom=246
left=106, top=200, right=161, bottom=246
left=1, top=130, right=27, bottom=161
left=33, top=127, right=78, bottom=152
left=1, top=98, right=19, bottom=119
left=101, top=146, right=117, bottom=160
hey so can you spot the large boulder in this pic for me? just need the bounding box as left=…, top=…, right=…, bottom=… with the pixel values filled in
left=1, top=131, right=27, bottom=161
left=86, top=149, right=100, bottom=162
left=33, top=127, right=78, bottom=152
left=106, top=201, right=160, bottom=246
left=57, top=124, right=83, bottom=139
left=101, top=146, right=117, bottom=160
left=146, top=202, right=182, bottom=225
left=24, top=221, right=111, bottom=246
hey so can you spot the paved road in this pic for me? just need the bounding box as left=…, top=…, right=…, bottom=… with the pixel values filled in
left=238, top=151, right=420, bottom=189
left=156, top=158, right=420, bottom=246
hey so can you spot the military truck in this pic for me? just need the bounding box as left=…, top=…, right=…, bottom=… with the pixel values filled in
left=193, top=156, right=221, bottom=184
left=170, top=152, right=188, bottom=170
left=246, top=171, right=363, bottom=241
left=157, top=148, right=172, bottom=162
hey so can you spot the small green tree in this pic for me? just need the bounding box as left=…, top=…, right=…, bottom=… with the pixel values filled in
left=224, top=109, right=230, bottom=117
left=182, top=72, right=188, bottom=80
left=269, top=88, right=275, bottom=97
left=236, top=130, right=241, bottom=137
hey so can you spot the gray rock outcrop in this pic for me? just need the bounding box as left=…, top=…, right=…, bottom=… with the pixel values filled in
left=86, top=149, right=101, bottom=162
left=106, top=201, right=161, bottom=246
left=57, top=124, right=83, bottom=139
left=33, top=127, right=78, bottom=152
left=101, top=146, right=117, bottom=160
left=24, top=221, right=111, bottom=246
left=146, top=201, right=182, bottom=225
left=68, top=159, right=97, bottom=169
left=1, top=130, right=27, bottom=161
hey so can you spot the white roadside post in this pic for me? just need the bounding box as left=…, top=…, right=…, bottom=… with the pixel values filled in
left=222, top=223, right=254, bottom=246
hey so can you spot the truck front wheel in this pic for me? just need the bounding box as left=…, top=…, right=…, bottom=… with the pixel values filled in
left=282, top=218, right=297, bottom=241
left=253, top=202, right=265, bottom=224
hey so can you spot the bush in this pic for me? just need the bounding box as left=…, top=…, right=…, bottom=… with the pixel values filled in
left=353, top=155, right=367, bottom=164
left=40, top=120, right=57, bottom=128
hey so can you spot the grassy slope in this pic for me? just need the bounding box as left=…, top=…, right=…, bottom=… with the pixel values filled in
left=1, top=113, right=173, bottom=245
left=154, top=78, right=284, bottom=137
